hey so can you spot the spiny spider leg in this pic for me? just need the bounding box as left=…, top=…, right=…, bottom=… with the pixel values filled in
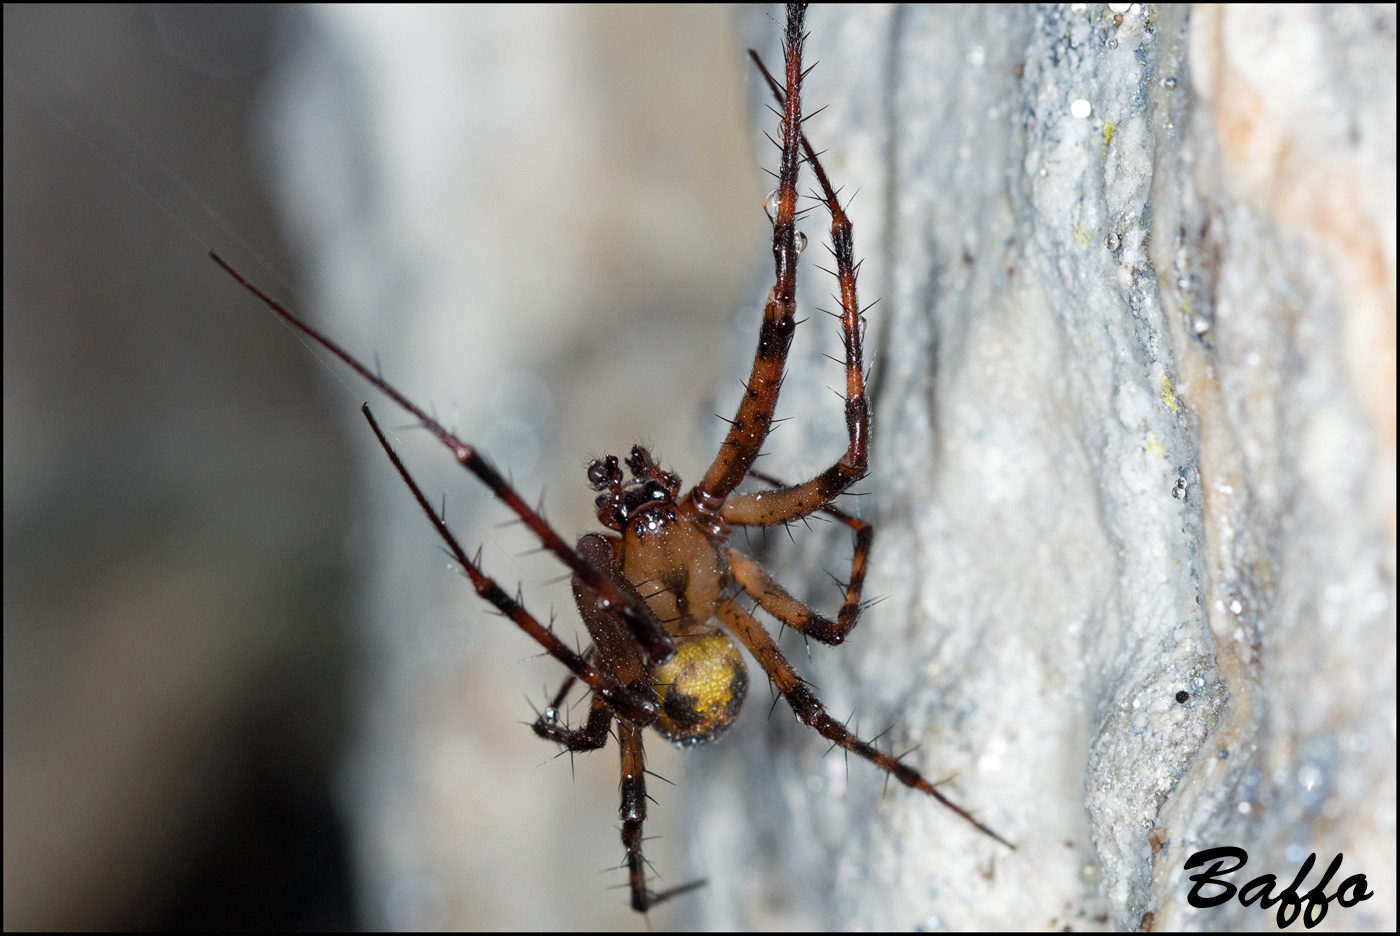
left=533, top=690, right=612, bottom=752
left=728, top=469, right=874, bottom=645
left=688, top=4, right=808, bottom=513
left=536, top=649, right=590, bottom=723
left=618, top=722, right=706, bottom=912
left=716, top=598, right=1015, bottom=849
left=210, top=252, right=676, bottom=668
left=528, top=646, right=615, bottom=751
left=358, top=403, right=656, bottom=726
left=722, top=51, right=870, bottom=527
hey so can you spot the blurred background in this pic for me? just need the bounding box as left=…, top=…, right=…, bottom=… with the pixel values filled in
left=5, top=5, right=766, bottom=929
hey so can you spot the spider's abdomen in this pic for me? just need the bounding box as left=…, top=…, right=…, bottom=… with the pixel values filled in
left=649, top=628, right=748, bottom=747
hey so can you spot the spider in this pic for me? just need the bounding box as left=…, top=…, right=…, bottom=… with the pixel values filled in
left=213, top=3, right=1011, bottom=914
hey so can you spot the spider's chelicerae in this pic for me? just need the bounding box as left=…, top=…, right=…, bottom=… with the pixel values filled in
left=215, top=3, right=1011, bottom=913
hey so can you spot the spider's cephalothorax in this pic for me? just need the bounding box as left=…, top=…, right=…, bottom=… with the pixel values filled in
left=216, top=2, right=1010, bottom=915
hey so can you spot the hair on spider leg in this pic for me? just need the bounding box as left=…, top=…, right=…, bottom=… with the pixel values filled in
left=766, top=688, right=785, bottom=720
left=896, top=742, right=926, bottom=770
left=868, top=721, right=897, bottom=748
left=827, top=708, right=859, bottom=747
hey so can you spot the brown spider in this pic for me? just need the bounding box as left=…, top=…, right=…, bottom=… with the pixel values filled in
left=213, top=3, right=1010, bottom=914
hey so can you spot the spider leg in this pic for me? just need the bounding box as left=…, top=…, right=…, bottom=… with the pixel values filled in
left=688, top=3, right=808, bottom=513
left=536, top=647, right=592, bottom=723
left=210, top=253, right=676, bottom=667
left=728, top=470, right=873, bottom=645
left=533, top=690, right=613, bottom=751
left=618, top=722, right=706, bottom=912
left=359, top=404, right=657, bottom=726
left=529, top=648, right=616, bottom=750
left=546, top=655, right=587, bottom=707
left=716, top=598, right=1014, bottom=849
left=729, top=543, right=866, bottom=648
left=723, top=51, right=870, bottom=527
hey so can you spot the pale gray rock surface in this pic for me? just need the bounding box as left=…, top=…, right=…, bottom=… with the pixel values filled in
left=689, top=4, right=1394, bottom=931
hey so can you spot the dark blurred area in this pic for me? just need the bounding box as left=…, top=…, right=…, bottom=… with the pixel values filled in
left=4, top=5, right=355, bottom=928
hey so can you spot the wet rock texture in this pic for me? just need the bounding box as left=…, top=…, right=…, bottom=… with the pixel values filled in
left=692, top=5, right=1394, bottom=930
